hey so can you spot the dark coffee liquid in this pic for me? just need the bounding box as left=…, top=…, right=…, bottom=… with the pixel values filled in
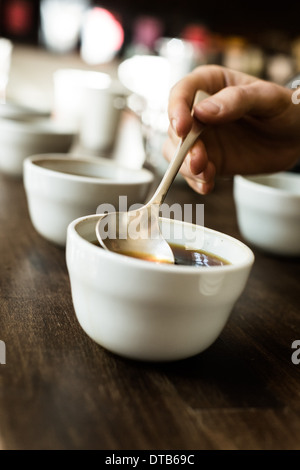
left=91, top=240, right=230, bottom=267
left=171, top=243, right=230, bottom=267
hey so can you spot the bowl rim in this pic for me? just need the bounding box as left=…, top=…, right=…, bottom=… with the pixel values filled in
left=234, top=172, right=300, bottom=199
left=24, top=154, right=154, bottom=186
left=0, top=115, right=75, bottom=135
left=67, top=214, right=255, bottom=273
left=0, top=102, right=50, bottom=118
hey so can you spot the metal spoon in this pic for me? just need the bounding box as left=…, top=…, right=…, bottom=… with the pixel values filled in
left=95, top=90, right=208, bottom=263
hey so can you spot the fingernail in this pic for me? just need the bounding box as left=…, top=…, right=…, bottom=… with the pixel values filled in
left=196, top=182, right=205, bottom=193
left=171, top=118, right=177, bottom=133
left=196, top=175, right=206, bottom=184
left=198, top=100, right=221, bottom=114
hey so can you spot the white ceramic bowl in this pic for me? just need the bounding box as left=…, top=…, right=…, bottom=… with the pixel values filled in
left=0, top=115, right=75, bottom=177
left=23, top=154, right=154, bottom=246
left=0, top=102, right=49, bottom=119
left=66, top=214, right=254, bottom=362
left=234, top=172, right=300, bottom=256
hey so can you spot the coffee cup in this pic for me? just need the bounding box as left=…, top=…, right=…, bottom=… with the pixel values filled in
left=79, top=78, right=127, bottom=153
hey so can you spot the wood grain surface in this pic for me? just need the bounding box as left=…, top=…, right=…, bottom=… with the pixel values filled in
left=0, top=172, right=300, bottom=450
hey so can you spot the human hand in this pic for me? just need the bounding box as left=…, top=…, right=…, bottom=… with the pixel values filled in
left=163, top=65, right=300, bottom=194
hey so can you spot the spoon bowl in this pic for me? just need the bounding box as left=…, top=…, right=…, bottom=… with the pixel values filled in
left=96, top=90, right=208, bottom=263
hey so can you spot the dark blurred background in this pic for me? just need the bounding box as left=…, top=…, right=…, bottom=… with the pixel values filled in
left=1, top=0, right=300, bottom=85
left=1, top=1, right=300, bottom=47
left=1, top=1, right=300, bottom=42
left=1, top=1, right=300, bottom=39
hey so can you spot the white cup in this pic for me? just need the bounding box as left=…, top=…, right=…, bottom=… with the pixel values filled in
left=23, top=154, right=154, bottom=246
left=40, top=0, right=88, bottom=54
left=234, top=172, right=300, bottom=256
left=0, top=38, right=13, bottom=103
left=53, top=68, right=88, bottom=129
left=52, top=68, right=116, bottom=131
left=66, top=214, right=254, bottom=361
left=52, top=69, right=126, bottom=151
left=79, top=79, right=127, bottom=153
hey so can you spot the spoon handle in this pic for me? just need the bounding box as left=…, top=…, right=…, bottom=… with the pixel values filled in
left=147, top=90, right=209, bottom=206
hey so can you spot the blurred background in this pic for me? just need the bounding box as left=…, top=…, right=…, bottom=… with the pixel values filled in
left=2, top=0, right=300, bottom=82
left=1, top=0, right=300, bottom=172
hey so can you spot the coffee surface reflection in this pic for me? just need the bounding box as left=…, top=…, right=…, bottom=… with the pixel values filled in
left=92, top=240, right=230, bottom=267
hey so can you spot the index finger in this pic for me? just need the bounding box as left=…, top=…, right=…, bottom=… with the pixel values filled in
left=168, top=65, right=228, bottom=137
left=168, top=64, right=260, bottom=137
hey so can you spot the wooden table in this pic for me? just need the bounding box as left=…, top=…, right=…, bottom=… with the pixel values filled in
left=0, top=168, right=300, bottom=451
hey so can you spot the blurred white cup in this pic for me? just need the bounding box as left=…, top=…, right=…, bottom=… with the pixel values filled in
left=40, top=0, right=88, bottom=54
left=52, top=69, right=111, bottom=131
left=79, top=78, right=127, bottom=153
left=0, top=38, right=13, bottom=103
left=155, top=37, right=197, bottom=85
